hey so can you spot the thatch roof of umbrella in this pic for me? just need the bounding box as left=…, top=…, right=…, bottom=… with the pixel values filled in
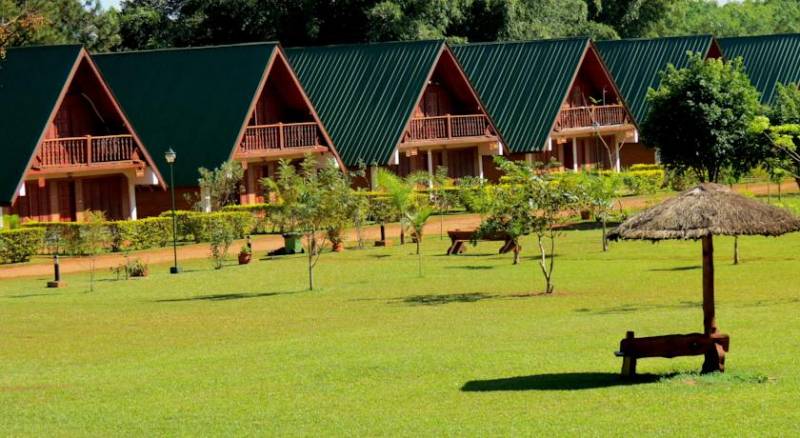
left=608, top=183, right=800, bottom=241
left=606, top=183, right=800, bottom=373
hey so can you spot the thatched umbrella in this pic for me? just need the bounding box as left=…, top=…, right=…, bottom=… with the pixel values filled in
left=608, top=183, right=800, bottom=371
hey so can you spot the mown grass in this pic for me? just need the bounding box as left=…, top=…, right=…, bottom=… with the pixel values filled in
left=1, top=224, right=799, bottom=435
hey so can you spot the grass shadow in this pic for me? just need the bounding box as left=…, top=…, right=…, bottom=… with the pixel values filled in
left=445, top=265, right=495, bottom=271
left=155, top=291, right=295, bottom=303
left=461, top=372, right=664, bottom=392
left=577, top=301, right=699, bottom=315
left=396, top=292, right=497, bottom=306
left=650, top=265, right=701, bottom=272
left=5, top=292, right=61, bottom=299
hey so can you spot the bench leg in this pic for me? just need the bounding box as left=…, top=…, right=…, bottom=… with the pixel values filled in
left=701, top=343, right=726, bottom=374
left=621, top=356, right=637, bottom=378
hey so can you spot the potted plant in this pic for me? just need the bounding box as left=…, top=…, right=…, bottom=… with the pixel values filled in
left=328, top=227, right=345, bottom=252
left=238, top=244, right=252, bottom=265
left=128, top=259, right=149, bottom=278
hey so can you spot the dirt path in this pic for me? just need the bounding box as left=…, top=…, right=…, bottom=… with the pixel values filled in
left=1, top=180, right=796, bottom=280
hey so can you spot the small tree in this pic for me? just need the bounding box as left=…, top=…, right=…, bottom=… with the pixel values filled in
left=580, top=172, right=622, bottom=252
left=376, top=170, right=434, bottom=275
left=80, top=211, right=110, bottom=292
left=194, top=160, right=244, bottom=211
left=477, top=157, right=576, bottom=294
left=429, top=166, right=455, bottom=239
left=263, top=155, right=350, bottom=290
left=642, top=54, right=766, bottom=183
left=209, top=216, right=235, bottom=269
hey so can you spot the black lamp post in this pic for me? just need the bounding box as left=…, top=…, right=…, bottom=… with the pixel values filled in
left=165, top=148, right=180, bottom=274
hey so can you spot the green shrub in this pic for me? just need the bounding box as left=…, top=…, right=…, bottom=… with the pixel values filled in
left=221, top=204, right=278, bottom=234
left=620, top=169, right=665, bottom=195
left=23, top=222, right=86, bottom=255
left=109, top=217, right=172, bottom=251
left=157, top=210, right=196, bottom=241
left=0, top=228, right=45, bottom=263
left=185, top=212, right=254, bottom=243
left=2, top=214, right=21, bottom=230
left=629, top=164, right=663, bottom=172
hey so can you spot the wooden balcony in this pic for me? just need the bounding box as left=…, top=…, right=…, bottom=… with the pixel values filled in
left=404, top=114, right=495, bottom=144
left=34, top=135, right=142, bottom=172
left=236, top=122, right=324, bottom=158
left=555, top=104, right=629, bottom=132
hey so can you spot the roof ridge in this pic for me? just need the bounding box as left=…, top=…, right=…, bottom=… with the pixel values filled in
left=453, top=37, right=588, bottom=47
left=598, top=34, right=713, bottom=43
left=718, top=33, right=800, bottom=41
left=94, top=41, right=279, bottom=56
left=286, top=39, right=444, bottom=51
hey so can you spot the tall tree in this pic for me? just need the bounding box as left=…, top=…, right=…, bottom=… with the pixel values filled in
left=1, top=0, right=120, bottom=52
left=642, top=53, right=766, bottom=183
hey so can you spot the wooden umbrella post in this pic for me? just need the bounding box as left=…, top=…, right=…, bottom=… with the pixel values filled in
left=702, top=235, right=717, bottom=335
left=702, top=234, right=725, bottom=373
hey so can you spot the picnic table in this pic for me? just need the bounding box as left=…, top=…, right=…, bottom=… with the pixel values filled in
left=446, top=229, right=518, bottom=255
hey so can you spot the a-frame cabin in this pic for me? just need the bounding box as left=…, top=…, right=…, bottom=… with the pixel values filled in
left=0, top=45, right=164, bottom=224
left=596, top=35, right=723, bottom=166
left=287, top=40, right=501, bottom=184
left=95, top=42, right=338, bottom=216
left=454, top=38, right=637, bottom=177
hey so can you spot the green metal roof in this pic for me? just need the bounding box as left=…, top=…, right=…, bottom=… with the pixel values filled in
left=453, top=38, right=589, bottom=154
left=95, top=43, right=277, bottom=187
left=0, top=45, right=83, bottom=206
left=596, top=35, right=716, bottom=124
left=719, top=34, right=800, bottom=105
left=286, top=40, right=443, bottom=166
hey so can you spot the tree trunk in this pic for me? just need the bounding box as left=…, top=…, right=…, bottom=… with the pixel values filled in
left=308, top=251, right=314, bottom=290
left=417, top=241, right=423, bottom=277
left=602, top=215, right=608, bottom=252
left=400, top=227, right=405, bottom=245
left=440, top=212, right=444, bottom=240
left=778, top=182, right=783, bottom=201
left=380, top=224, right=386, bottom=242
left=512, top=243, right=521, bottom=265
left=733, top=236, right=739, bottom=265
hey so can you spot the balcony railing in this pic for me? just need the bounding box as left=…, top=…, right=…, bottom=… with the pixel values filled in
left=555, top=104, right=628, bottom=131
left=238, top=122, right=320, bottom=154
left=37, top=135, right=138, bottom=168
left=405, top=114, right=493, bottom=143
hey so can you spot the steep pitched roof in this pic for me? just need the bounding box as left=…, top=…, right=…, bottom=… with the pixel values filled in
left=95, top=43, right=278, bottom=186
left=453, top=38, right=590, bottom=154
left=286, top=40, right=443, bottom=166
left=718, top=34, right=800, bottom=105
left=596, top=35, right=719, bottom=124
left=0, top=45, right=83, bottom=205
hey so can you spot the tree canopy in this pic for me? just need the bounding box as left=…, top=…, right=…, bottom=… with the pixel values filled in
left=4, top=1, right=800, bottom=51
left=642, top=53, right=766, bottom=183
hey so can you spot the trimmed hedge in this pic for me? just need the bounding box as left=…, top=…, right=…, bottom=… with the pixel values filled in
left=0, top=228, right=45, bottom=264
left=110, top=217, right=172, bottom=251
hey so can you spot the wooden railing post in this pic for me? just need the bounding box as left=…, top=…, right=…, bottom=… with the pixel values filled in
left=86, top=135, right=92, bottom=165
left=278, top=122, right=284, bottom=150
left=446, top=114, right=452, bottom=139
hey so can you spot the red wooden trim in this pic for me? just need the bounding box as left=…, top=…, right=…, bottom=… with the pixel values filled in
left=586, top=41, right=638, bottom=131
left=82, top=49, right=167, bottom=190
left=10, top=49, right=84, bottom=206
left=440, top=45, right=506, bottom=150
left=544, top=39, right=593, bottom=146
left=230, top=46, right=277, bottom=165
left=276, top=47, right=346, bottom=171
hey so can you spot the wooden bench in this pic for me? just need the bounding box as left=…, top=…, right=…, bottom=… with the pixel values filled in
left=614, top=331, right=730, bottom=377
left=446, top=229, right=517, bottom=255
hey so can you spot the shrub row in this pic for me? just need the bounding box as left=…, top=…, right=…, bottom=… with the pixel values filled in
left=157, top=211, right=254, bottom=242
left=15, top=211, right=254, bottom=257
left=0, top=228, right=45, bottom=263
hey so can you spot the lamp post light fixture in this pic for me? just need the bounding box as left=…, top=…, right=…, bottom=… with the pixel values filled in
left=165, top=148, right=180, bottom=274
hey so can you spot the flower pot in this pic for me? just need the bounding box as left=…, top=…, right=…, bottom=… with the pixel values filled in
left=238, top=253, right=252, bottom=265
left=332, top=242, right=344, bottom=252
left=580, top=210, right=592, bottom=220
left=282, top=233, right=304, bottom=254
left=374, top=240, right=392, bottom=247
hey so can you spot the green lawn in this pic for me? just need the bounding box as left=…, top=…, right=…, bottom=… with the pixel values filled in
left=2, top=225, right=799, bottom=435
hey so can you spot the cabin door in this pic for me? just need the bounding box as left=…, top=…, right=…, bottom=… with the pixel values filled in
left=57, top=181, right=76, bottom=222
left=81, top=175, right=125, bottom=220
